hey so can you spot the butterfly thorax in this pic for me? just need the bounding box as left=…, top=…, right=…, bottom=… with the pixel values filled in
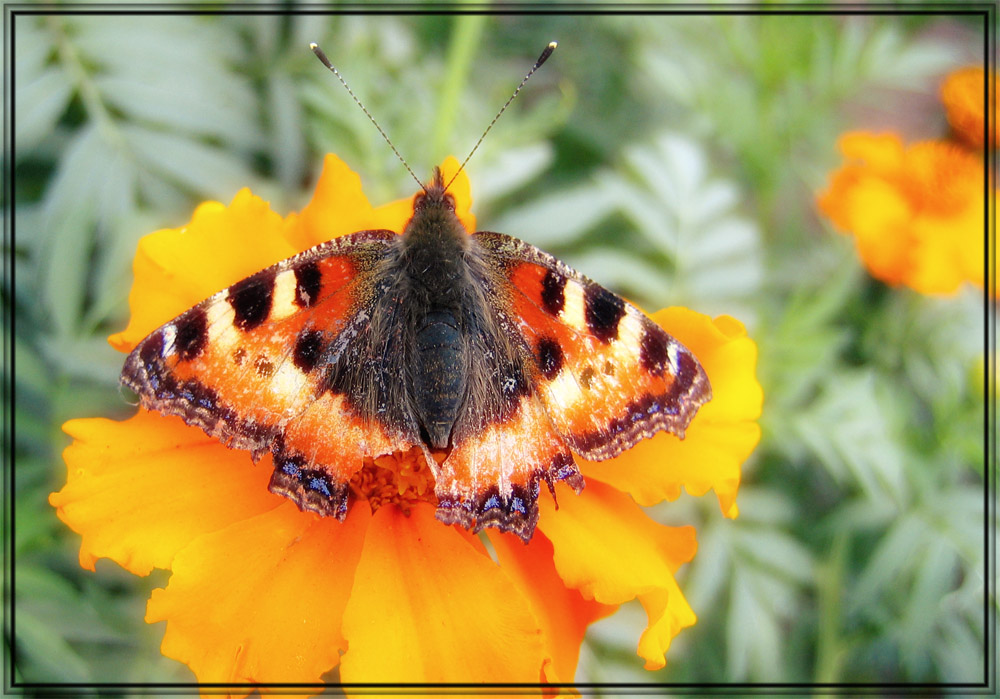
left=400, top=182, right=471, bottom=301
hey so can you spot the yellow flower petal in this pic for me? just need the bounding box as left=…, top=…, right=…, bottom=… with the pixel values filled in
left=488, top=530, right=617, bottom=684
left=147, top=501, right=371, bottom=686
left=109, top=189, right=294, bottom=352
left=581, top=308, right=761, bottom=517
left=537, top=479, right=697, bottom=669
left=837, top=177, right=913, bottom=284
left=50, top=412, right=281, bottom=576
left=636, top=579, right=697, bottom=671
left=339, top=503, right=545, bottom=683
left=286, top=153, right=387, bottom=251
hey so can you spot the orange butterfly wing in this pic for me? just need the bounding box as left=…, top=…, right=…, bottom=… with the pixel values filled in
left=432, top=233, right=711, bottom=540
left=121, top=230, right=417, bottom=518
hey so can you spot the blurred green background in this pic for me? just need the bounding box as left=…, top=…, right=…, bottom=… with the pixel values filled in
left=9, top=10, right=990, bottom=689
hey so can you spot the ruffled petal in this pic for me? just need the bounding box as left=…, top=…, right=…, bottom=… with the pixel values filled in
left=537, top=479, right=697, bottom=669
left=635, top=578, right=697, bottom=671
left=286, top=153, right=391, bottom=251
left=818, top=131, right=991, bottom=296
left=109, top=190, right=294, bottom=352
left=488, top=530, right=617, bottom=684
left=50, top=412, right=280, bottom=576
left=581, top=309, right=761, bottom=517
left=146, top=500, right=370, bottom=689
left=339, top=503, right=545, bottom=684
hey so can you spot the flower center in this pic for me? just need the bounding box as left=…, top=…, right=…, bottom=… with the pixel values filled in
left=348, top=447, right=441, bottom=515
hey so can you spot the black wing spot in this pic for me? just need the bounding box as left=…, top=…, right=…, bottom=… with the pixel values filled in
left=640, top=326, right=669, bottom=375
left=584, top=285, right=625, bottom=344
left=229, top=271, right=275, bottom=331
left=541, top=269, right=567, bottom=316
left=665, top=351, right=698, bottom=405
left=174, top=308, right=208, bottom=361
left=536, top=336, right=564, bottom=380
left=293, top=329, right=325, bottom=373
left=294, top=261, right=322, bottom=307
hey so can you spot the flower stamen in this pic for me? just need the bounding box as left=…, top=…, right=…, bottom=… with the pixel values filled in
left=348, top=447, right=441, bottom=515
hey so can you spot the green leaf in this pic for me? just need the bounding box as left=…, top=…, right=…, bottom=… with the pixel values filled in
left=96, top=74, right=257, bottom=149
left=490, top=180, right=616, bottom=247
left=265, top=71, right=308, bottom=201
left=850, top=513, right=926, bottom=616
left=472, top=142, right=553, bottom=207
left=39, top=123, right=102, bottom=338
left=727, top=572, right=782, bottom=680
left=84, top=210, right=159, bottom=332
left=12, top=474, right=61, bottom=554
left=42, top=334, right=124, bottom=386
left=787, top=371, right=907, bottom=504
left=15, top=67, right=75, bottom=155
left=898, top=537, right=957, bottom=676
left=614, top=133, right=763, bottom=319
left=14, top=608, right=92, bottom=683
left=681, top=521, right=730, bottom=613
left=567, top=248, right=674, bottom=302
left=734, top=527, right=815, bottom=587
left=123, top=124, right=257, bottom=201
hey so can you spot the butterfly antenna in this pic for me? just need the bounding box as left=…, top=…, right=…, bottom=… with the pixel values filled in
left=445, top=41, right=557, bottom=192
left=310, top=42, right=426, bottom=191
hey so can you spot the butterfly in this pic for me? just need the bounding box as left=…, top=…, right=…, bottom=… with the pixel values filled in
left=120, top=166, right=711, bottom=542
left=120, top=44, right=711, bottom=543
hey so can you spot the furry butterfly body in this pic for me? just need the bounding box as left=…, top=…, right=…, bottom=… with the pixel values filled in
left=122, top=170, right=711, bottom=542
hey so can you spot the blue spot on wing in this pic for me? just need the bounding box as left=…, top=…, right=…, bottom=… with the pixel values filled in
left=308, top=477, right=331, bottom=497
left=510, top=496, right=526, bottom=515
left=482, top=493, right=502, bottom=512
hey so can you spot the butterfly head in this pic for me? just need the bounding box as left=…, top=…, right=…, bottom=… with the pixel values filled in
left=412, top=168, right=457, bottom=215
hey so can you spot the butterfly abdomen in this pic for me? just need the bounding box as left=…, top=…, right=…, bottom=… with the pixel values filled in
left=413, top=310, right=466, bottom=448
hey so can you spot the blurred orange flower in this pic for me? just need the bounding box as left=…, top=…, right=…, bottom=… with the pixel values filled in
left=817, top=132, right=989, bottom=296
left=940, top=66, right=996, bottom=149
left=50, top=154, right=762, bottom=692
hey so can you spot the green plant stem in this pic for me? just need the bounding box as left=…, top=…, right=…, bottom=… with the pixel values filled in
left=815, top=531, right=847, bottom=683
left=432, top=14, right=487, bottom=163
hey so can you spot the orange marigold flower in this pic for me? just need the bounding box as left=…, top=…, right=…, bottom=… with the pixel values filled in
left=940, top=66, right=996, bottom=149
left=817, top=132, right=990, bottom=296
left=50, top=154, right=762, bottom=691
